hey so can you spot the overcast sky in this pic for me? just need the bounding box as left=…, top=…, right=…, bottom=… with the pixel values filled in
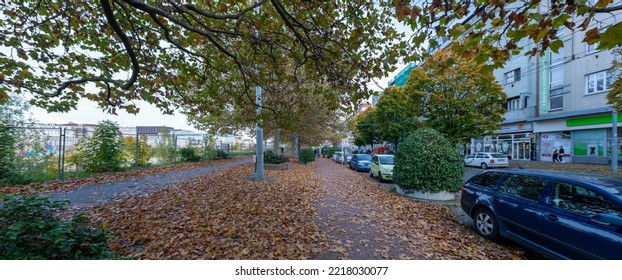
left=31, top=99, right=195, bottom=130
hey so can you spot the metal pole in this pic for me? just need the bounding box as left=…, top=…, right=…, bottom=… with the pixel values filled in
left=255, top=85, right=265, bottom=180
left=135, top=131, right=139, bottom=168
left=57, top=127, right=62, bottom=180
left=253, top=0, right=264, bottom=180
left=173, top=135, right=177, bottom=162
left=61, top=128, right=66, bottom=181
left=613, top=111, right=618, bottom=173
left=612, top=12, right=619, bottom=174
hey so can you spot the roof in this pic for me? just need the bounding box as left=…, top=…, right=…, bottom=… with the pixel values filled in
left=482, top=169, right=622, bottom=192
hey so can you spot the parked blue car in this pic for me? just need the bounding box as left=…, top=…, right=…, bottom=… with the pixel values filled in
left=348, top=154, right=371, bottom=172
left=461, top=169, right=622, bottom=259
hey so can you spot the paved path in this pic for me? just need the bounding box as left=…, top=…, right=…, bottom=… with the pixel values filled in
left=43, top=158, right=252, bottom=206
left=311, top=158, right=422, bottom=260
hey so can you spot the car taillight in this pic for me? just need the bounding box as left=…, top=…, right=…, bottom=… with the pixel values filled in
left=490, top=159, right=495, bottom=163
left=461, top=183, right=465, bottom=195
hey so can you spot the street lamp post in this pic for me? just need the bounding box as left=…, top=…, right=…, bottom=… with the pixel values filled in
left=253, top=2, right=265, bottom=180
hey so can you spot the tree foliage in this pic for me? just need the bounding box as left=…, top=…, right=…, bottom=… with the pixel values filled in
left=0, top=95, right=52, bottom=185
left=405, top=48, right=506, bottom=144
left=82, top=120, right=125, bottom=173
left=396, top=1, right=622, bottom=65
left=350, top=108, right=381, bottom=148
left=154, top=129, right=175, bottom=164
left=0, top=1, right=400, bottom=123
left=393, top=128, right=463, bottom=193
left=124, top=135, right=154, bottom=167
left=374, top=87, right=421, bottom=147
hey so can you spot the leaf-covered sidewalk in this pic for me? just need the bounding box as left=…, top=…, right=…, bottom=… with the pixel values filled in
left=312, top=158, right=526, bottom=259
left=85, top=157, right=527, bottom=259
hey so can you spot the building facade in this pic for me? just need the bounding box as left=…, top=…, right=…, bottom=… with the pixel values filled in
left=469, top=4, right=621, bottom=164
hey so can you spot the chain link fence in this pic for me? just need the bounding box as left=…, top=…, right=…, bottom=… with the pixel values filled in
left=1, top=125, right=253, bottom=185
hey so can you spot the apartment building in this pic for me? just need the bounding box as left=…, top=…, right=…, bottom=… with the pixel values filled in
left=482, top=7, right=622, bottom=164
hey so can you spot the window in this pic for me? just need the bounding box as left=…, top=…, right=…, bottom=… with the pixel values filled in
left=549, top=88, right=563, bottom=111
left=550, top=66, right=564, bottom=88
left=586, top=70, right=614, bottom=95
left=499, top=174, right=547, bottom=201
left=504, top=68, right=521, bottom=84
left=468, top=172, right=504, bottom=189
left=507, top=97, right=520, bottom=111
left=552, top=181, right=622, bottom=217
left=587, top=42, right=599, bottom=54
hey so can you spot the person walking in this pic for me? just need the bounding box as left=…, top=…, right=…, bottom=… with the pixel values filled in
left=558, top=146, right=565, bottom=163
left=552, top=148, right=559, bottom=163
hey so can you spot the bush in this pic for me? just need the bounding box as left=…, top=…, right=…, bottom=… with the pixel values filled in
left=393, top=128, right=463, bottom=193
left=264, top=150, right=289, bottom=164
left=180, top=147, right=201, bottom=162
left=299, top=149, right=315, bottom=164
left=324, top=147, right=341, bottom=158
left=82, top=120, right=125, bottom=172
left=0, top=195, right=113, bottom=259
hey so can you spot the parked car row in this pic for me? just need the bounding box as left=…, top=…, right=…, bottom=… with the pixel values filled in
left=461, top=169, right=622, bottom=259
left=333, top=153, right=395, bottom=183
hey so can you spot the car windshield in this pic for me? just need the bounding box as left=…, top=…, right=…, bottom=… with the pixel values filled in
left=490, top=153, right=506, bottom=158
left=379, top=156, right=394, bottom=165
left=357, top=154, right=371, bottom=161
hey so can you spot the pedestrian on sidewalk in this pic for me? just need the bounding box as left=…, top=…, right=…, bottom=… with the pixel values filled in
left=552, top=148, right=559, bottom=163
left=558, top=146, right=565, bottom=163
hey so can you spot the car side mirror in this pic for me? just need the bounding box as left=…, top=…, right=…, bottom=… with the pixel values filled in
left=590, top=213, right=622, bottom=228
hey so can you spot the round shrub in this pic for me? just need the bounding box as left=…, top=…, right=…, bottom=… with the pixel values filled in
left=299, top=149, right=315, bottom=164
left=393, top=127, right=463, bottom=193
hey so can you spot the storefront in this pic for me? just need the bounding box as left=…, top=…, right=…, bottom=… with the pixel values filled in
left=469, top=122, right=534, bottom=160
left=531, top=109, right=622, bottom=164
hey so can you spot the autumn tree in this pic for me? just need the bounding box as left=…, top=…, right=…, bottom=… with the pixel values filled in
left=124, top=135, right=155, bottom=167
left=349, top=108, right=381, bottom=149
left=374, top=87, right=421, bottom=147
left=405, top=48, right=506, bottom=144
left=0, top=1, right=401, bottom=127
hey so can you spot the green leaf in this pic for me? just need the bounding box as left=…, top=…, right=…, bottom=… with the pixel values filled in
left=598, top=22, right=622, bottom=50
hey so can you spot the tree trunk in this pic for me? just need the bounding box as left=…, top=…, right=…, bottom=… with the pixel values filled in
left=274, top=128, right=280, bottom=154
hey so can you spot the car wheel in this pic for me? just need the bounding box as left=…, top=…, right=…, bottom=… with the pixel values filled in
left=473, top=208, right=498, bottom=240
left=369, top=170, right=373, bottom=177
left=481, top=162, right=488, bottom=169
left=355, top=166, right=359, bottom=172
left=379, top=172, right=385, bottom=183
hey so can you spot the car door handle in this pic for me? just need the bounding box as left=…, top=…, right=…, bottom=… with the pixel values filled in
left=546, top=214, right=558, bottom=221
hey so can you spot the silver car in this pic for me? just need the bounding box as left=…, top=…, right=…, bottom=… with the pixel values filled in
left=464, top=152, right=509, bottom=169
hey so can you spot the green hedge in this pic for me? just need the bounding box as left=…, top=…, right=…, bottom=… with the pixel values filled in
left=264, top=150, right=289, bottom=164
left=393, top=128, right=463, bottom=193
left=299, top=149, right=315, bottom=164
